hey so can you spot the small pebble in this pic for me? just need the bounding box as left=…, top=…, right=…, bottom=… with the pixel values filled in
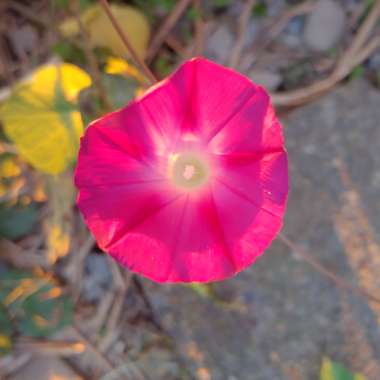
left=304, top=0, right=346, bottom=52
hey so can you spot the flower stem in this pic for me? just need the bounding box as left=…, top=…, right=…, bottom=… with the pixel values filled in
left=98, top=0, right=158, bottom=85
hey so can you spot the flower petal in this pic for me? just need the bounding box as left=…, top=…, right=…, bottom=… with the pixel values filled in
left=75, top=57, right=288, bottom=283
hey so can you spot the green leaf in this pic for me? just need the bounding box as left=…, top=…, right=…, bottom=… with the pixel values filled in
left=51, top=41, right=86, bottom=65
left=51, top=0, right=94, bottom=10
left=154, top=56, right=173, bottom=77
left=212, top=0, right=232, bottom=8
left=253, top=2, right=267, bottom=17
left=320, top=357, right=367, bottom=380
left=104, top=74, right=138, bottom=110
left=0, top=270, right=73, bottom=338
left=186, top=6, right=200, bottom=21
left=19, top=293, right=73, bottom=338
left=51, top=0, right=70, bottom=9
left=0, top=203, right=38, bottom=240
left=0, top=63, right=91, bottom=174
left=349, top=65, right=365, bottom=81
left=79, top=73, right=138, bottom=122
left=189, top=283, right=216, bottom=299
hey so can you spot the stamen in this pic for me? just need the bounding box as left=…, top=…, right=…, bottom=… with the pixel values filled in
left=183, top=165, right=195, bottom=180
left=169, top=152, right=210, bottom=190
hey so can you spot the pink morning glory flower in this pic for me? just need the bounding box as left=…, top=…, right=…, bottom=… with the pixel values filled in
left=75, top=58, right=288, bottom=283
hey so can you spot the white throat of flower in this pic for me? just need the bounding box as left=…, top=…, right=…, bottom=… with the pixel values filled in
left=168, top=152, right=210, bottom=190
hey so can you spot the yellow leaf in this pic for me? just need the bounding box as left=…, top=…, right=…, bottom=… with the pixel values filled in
left=0, top=335, right=11, bottom=350
left=0, top=63, right=91, bottom=174
left=60, top=4, right=150, bottom=59
left=105, top=56, right=146, bottom=83
left=0, top=156, right=21, bottom=178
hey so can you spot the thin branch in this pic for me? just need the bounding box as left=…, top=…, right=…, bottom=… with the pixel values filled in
left=15, top=339, right=85, bottom=356
left=65, top=233, right=94, bottom=303
left=251, top=1, right=314, bottom=66
left=72, top=324, right=114, bottom=371
left=96, top=260, right=132, bottom=353
left=229, top=0, right=256, bottom=68
left=192, top=0, right=205, bottom=57
left=166, top=34, right=186, bottom=57
left=73, top=1, right=112, bottom=112
left=146, top=0, right=192, bottom=63
left=0, top=238, right=48, bottom=268
left=352, top=34, right=380, bottom=68
left=99, top=0, right=157, bottom=84
left=343, top=0, right=380, bottom=60
left=7, top=1, right=51, bottom=29
left=272, top=0, right=380, bottom=107
left=272, top=34, right=380, bottom=106
left=278, top=233, right=380, bottom=306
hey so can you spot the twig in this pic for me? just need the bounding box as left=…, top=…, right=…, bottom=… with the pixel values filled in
left=107, top=256, right=127, bottom=290
left=251, top=1, right=314, bottom=66
left=73, top=1, right=112, bottom=112
left=98, top=262, right=132, bottom=352
left=87, top=291, right=114, bottom=332
left=349, top=1, right=366, bottom=27
left=272, top=34, right=380, bottom=106
left=133, top=276, right=164, bottom=332
left=0, top=238, right=48, bottom=268
left=146, top=0, right=192, bottom=63
left=166, top=34, right=186, bottom=57
left=0, top=353, right=32, bottom=379
left=65, top=233, right=95, bottom=303
left=229, top=0, right=256, bottom=68
left=192, top=0, right=205, bottom=57
left=15, top=339, right=85, bottom=356
left=99, top=0, right=157, bottom=84
left=343, top=0, right=380, bottom=61
left=72, top=324, right=113, bottom=371
left=278, top=233, right=380, bottom=306
left=272, top=0, right=380, bottom=107
left=7, top=1, right=51, bottom=29
left=352, top=34, right=380, bottom=68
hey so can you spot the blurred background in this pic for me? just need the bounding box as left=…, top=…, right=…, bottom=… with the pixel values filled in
left=0, top=0, right=380, bottom=379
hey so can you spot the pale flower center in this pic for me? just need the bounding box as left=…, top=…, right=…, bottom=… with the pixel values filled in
left=169, top=152, right=209, bottom=190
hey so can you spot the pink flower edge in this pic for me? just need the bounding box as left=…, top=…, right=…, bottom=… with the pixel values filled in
left=75, top=57, right=288, bottom=283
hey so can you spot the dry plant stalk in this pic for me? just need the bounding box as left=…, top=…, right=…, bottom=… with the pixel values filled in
left=73, top=0, right=112, bottom=112
left=64, top=233, right=95, bottom=303
left=14, top=339, right=85, bottom=356
left=166, top=34, right=187, bottom=57
left=146, top=0, right=192, bottom=63
left=192, top=0, right=205, bottom=57
left=72, top=324, right=114, bottom=371
left=0, top=238, right=48, bottom=268
left=278, top=233, right=380, bottom=306
left=272, top=1, right=380, bottom=107
left=229, top=0, right=256, bottom=68
left=97, top=260, right=132, bottom=352
left=251, top=0, right=315, bottom=65
left=99, top=0, right=157, bottom=84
